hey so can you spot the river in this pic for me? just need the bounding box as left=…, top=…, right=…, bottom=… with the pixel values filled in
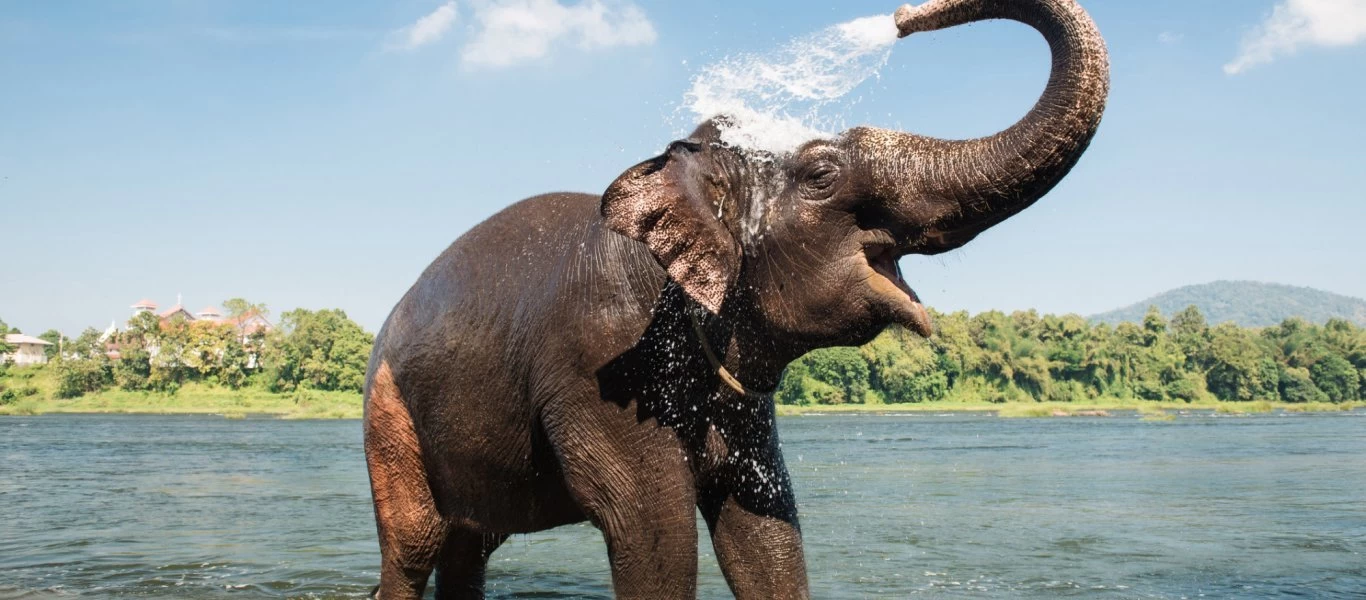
left=1, top=411, right=1363, bottom=598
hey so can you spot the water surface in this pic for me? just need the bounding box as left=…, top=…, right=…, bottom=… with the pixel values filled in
left=2, top=412, right=1363, bottom=598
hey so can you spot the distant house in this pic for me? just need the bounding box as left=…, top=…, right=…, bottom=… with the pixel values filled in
left=121, top=298, right=274, bottom=367
left=127, top=297, right=272, bottom=335
left=4, top=334, right=53, bottom=366
left=131, top=298, right=159, bottom=316
left=157, top=304, right=196, bottom=322
left=1, top=298, right=276, bottom=368
left=224, top=311, right=272, bottom=337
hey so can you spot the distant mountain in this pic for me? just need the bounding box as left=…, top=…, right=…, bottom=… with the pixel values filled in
left=1089, top=281, right=1366, bottom=328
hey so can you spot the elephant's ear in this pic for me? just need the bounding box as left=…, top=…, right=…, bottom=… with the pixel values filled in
left=602, top=141, right=740, bottom=314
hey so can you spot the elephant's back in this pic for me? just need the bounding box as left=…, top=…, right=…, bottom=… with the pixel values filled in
left=370, top=189, right=664, bottom=411
left=377, top=193, right=586, bottom=367
left=364, top=191, right=662, bottom=530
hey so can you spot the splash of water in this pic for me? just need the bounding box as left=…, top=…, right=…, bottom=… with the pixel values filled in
left=682, top=14, right=900, bottom=154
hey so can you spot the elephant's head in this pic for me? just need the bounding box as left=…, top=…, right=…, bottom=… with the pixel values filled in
left=602, top=0, right=1108, bottom=357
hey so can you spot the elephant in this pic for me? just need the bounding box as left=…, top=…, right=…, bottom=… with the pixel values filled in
left=362, top=0, right=1109, bottom=598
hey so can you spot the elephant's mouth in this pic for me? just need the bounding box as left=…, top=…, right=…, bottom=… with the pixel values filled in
left=862, top=234, right=934, bottom=338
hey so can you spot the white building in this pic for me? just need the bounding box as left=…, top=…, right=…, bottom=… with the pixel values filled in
left=4, top=334, right=53, bottom=366
left=131, top=298, right=159, bottom=316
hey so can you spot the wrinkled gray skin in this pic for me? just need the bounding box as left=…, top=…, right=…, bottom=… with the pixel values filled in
left=363, top=1, right=1109, bottom=598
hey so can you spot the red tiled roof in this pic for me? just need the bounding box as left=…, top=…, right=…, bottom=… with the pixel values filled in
left=131, top=298, right=159, bottom=309
left=197, top=306, right=222, bottom=316
left=158, top=304, right=192, bottom=319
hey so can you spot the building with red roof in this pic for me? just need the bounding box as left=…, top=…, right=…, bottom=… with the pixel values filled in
left=157, top=304, right=195, bottom=321
left=125, top=296, right=272, bottom=336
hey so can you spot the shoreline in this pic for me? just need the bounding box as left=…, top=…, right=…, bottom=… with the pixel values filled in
left=4, top=391, right=1360, bottom=419
left=776, top=400, right=1364, bottom=417
left=0, top=383, right=364, bottom=419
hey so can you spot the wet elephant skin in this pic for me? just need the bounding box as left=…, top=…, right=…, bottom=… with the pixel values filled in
left=364, top=1, right=1109, bottom=598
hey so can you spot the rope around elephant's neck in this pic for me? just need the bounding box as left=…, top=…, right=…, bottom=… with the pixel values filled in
left=688, top=310, right=749, bottom=397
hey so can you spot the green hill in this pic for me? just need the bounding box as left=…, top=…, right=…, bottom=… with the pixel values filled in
left=1089, top=281, right=1366, bottom=328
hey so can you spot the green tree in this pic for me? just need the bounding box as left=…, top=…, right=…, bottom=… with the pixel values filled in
left=148, top=315, right=193, bottom=391
left=0, top=318, right=15, bottom=360
left=1309, top=352, right=1358, bottom=403
left=222, top=298, right=269, bottom=330
left=1171, top=305, right=1210, bottom=370
left=38, top=329, right=63, bottom=360
left=263, top=308, right=373, bottom=393
left=55, top=357, right=111, bottom=398
left=1011, top=309, right=1042, bottom=341
left=114, top=346, right=152, bottom=391
left=775, top=360, right=807, bottom=406
left=801, top=346, right=871, bottom=405
left=1263, top=318, right=1320, bottom=369
left=784, top=307, right=1366, bottom=406
left=1041, top=314, right=1088, bottom=379
left=1124, top=307, right=1186, bottom=400
left=1165, top=371, right=1212, bottom=402
left=109, top=314, right=154, bottom=390
left=1204, top=323, right=1278, bottom=401
left=928, top=310, right=974, bottom=389
left=969, top=311, right=1020, bottom=400
left=182, top=323, right=236, bottom=380
left=223, top=298, right=268, bottom=318
left=775, top=359, right=841, bottom=406
left=127, top=311, right=162, bottom=338
left=218, top=339, right=251, bottom=389
left=1278, top=365, right=1328, bottom=403
left=861, top=328, right=947, bottom=403
left=1142, top=306, right=1167, bottom=345
left=67, top=327, right=106, bottom=360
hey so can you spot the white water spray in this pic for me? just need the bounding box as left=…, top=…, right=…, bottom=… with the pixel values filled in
left=682, top=14, right=901, bottom=154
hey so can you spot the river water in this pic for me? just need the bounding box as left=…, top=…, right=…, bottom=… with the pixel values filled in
left=1, top=412, right=1363, bottom=599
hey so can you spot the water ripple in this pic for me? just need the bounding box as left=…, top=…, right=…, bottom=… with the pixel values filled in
left=1, top=413, right=1364, bottom=598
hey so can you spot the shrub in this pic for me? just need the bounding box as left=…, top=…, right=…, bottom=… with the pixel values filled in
left=1279, top=366, right=1328, bottom=404
left=56, top=358, right=111, bottom=398
left=1310, top=354, right=1358, bottom=403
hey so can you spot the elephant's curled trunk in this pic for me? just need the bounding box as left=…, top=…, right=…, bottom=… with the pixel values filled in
left=848, top=0, right=1110, bottom=252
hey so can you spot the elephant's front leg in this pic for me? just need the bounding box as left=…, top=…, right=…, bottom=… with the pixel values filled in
left=699, top=434, right=809, bottom=600
left=703, top=495, right=808, bottom=599
left=545, top=405, right=700, bottom=599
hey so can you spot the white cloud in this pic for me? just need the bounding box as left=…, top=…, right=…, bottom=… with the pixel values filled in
left=460, top=0, right=656, bottom=69
left=393, top=1, right=459, bottom=51
left=1225, top=0, right=1366, bottom=74
left=1158, top=31, right=1183, bottom=45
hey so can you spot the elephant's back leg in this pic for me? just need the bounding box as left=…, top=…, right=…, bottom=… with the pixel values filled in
left=433, top=529, right=508, bottom=600
left=365, top=359, right=450, bottom=599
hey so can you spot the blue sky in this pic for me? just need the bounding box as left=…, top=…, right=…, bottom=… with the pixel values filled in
left=2, top=0, right=1364, bottom=336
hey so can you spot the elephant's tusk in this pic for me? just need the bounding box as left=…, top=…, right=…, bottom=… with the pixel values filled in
left=689, top=310, right=749, bottom=397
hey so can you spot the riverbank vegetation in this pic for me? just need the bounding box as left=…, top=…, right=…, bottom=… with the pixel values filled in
left=0, top=307, right=371, bottom=418
left=776, top=305, right=1365, bottom=408
left=4, top=305, right=1364, bottom=418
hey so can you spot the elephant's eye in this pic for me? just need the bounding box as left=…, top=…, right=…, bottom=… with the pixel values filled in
left=802, top=163, right=841, bottom=197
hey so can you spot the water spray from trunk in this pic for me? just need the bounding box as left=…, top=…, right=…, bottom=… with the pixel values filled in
left=681, top=15, right=901, bottom=154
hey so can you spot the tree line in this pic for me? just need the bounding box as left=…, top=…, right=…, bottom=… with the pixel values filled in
left=0, top=302, right=374, bottom=400
left=7, top=304, right=1366, bottom=406
left=776, top=305, right=1366, bottom=406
